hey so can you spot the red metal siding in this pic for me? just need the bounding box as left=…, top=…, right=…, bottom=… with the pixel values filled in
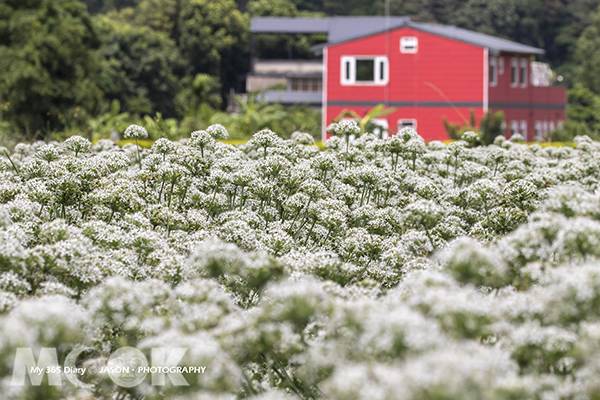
left=325, top=27, right=486, bottom=140
left=489, top=54, right=566, bottom=140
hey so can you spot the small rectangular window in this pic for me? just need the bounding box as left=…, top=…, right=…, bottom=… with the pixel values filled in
left=397, top=119, right=417, bottom=132
left=510, top=120, right=519, bottom=135
left=519, top=58, right=528, bottom=87
left=510, top=58, right=518, bottom=87
left=489, top=56, right=497, bottom=86
left=400, top=37, right=418, bottom=53
left=520, top=120, right=527, bottom=137
left=535, top=121, right=542, bottom=141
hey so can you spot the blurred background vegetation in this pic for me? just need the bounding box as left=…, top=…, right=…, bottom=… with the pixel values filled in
left=2, top=0, right=600, bottom=146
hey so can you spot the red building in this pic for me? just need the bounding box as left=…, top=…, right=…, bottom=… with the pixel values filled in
left=249, top=17, right=566, bottom=141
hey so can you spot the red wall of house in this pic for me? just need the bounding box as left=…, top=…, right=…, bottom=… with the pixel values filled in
left=325, top=27, right=486, bottom=141
left=489, top=54, right=566, bottom=140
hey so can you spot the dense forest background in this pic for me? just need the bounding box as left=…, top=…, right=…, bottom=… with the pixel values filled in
left=2, top=0, right=600, bottom=144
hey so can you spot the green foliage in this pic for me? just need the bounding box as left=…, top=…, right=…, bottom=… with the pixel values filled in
left=176, top=0, right=249, bottom=98
left=443, top=110, right=478, bottom=140
left=95, top=15, right=182, bottom=117
left=176, top=73, right=222, bottom=115
left=335, top=104, right=396, bottom=136
left=444, top=111, right=505, bottom=145
left=575, top=6, right=600, bottom=94
left=204, top=96, right=321, bottom=139
left=480, top=111, right=505, bottom=145
left=551, top=85, right=600, bottom=141
left=0, top=0, right=103, bottom=137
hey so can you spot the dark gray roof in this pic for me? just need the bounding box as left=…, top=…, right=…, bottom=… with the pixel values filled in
left=250, top=17, right=329, bottom=34
left=411, top=22, right=543, bottom=55
left=251, top=17, right=543, bottom=55
left=257, top=90, right=322, bottom=105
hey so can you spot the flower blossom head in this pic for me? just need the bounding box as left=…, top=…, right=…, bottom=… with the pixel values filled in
left=207, top=124, right=229, bottom=140
left=124, top=124, right=148, bottom=139
left=331, top=120, right=361, bottom=137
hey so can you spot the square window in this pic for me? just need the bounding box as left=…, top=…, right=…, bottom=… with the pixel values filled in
left=400, top=37, right=418, bottom=53
left=355, top=59, right=375, bottom=82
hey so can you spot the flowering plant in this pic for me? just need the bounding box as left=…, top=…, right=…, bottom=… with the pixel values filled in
left=1, top=126, right=600, bottom=399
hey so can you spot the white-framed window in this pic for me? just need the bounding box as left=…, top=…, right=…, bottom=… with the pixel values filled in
left=510, top=58, right=519, bottom=87
left=371, top=118, right=389, bottom=139
left=400, top=36, right=418, bottom=54
left=498, top=57, right=504, bottom=74
left=489, top=56, right=498, bottom=86
left=340, top=56, right=388, bottom=85
left=534, top=121, right=542, bottom=141
left=510, top=120, right=519, bottom=135
left=397, top=119, right=417, bottom=132
left=549, top=121, right=555, bottom=132
left=543, top=121, right=549, bottom=136
left=519, top=58, right=528, bottom=87
left=520, top=120, right=527, bottom=137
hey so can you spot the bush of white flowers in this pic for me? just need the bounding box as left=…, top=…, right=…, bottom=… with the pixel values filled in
left=2, top=125, right=600, bottom=399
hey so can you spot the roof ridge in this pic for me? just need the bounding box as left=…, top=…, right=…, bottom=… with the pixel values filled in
left=250, top=16, right=544, bottom=55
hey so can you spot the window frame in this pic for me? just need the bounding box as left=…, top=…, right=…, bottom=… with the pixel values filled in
left=489, top=56, right=498, bottom=87
left=371, top=118, right=389, bottom=139
left=340, top=56, right=389, bottom=86
left=510, top=120, right=519, bottom=135
left=397, top=118, right=418, bottom=132
left=510, top=58, right=519, bottom=87
left=534, top=121, right=542, bottom=141
left=400, top=36, right=418, bottom=54
left=520, top=120, right=528, bottom=136
left=519, top=58, right=528, bottom=87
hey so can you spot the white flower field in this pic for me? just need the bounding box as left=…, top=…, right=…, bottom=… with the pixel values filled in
left=2, top=123, right=600, bottom=399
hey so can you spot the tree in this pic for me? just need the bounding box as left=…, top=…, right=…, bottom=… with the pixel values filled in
left=177, top=0, right=249, bottom=102
left=84, top=0, right=140, bottom=14
left=176, top=73, right=222, bottom=115
left=551, top=85, right=600, bottom=141
left=575, top=4, right=600, bottom=95
left=0, top=0, right=103, bottom=137
left=94, top=16, right=182, bottom=117
left=128, top=0, right=249, bottom=106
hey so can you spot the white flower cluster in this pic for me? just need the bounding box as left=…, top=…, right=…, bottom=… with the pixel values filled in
left=1, top=128, right=600, bottom=399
